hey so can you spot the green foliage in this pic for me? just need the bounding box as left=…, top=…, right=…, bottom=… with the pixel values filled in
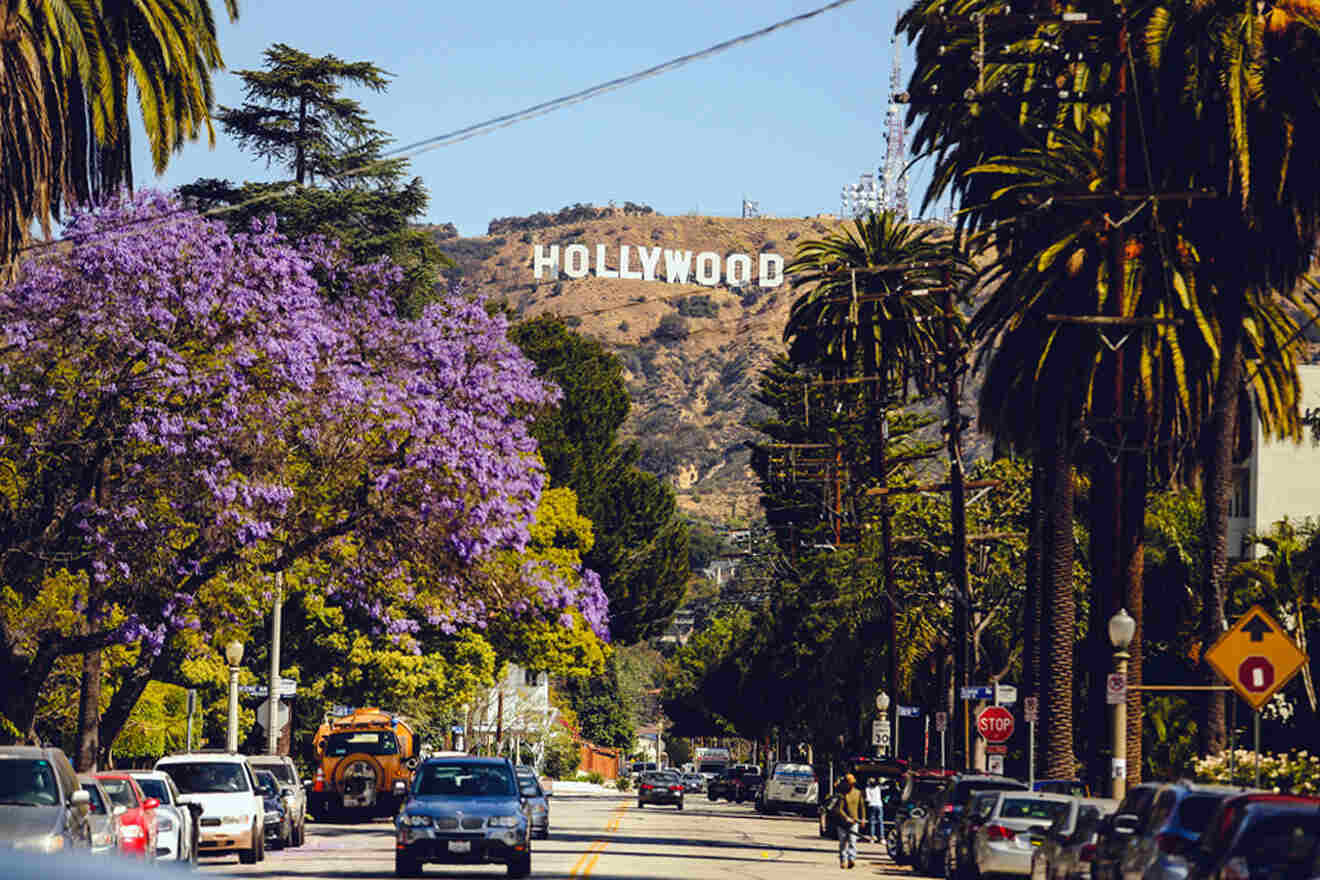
left=677, top=295, right=718, bottom=319
left=665, top=736, right=692, bottom=767
left=653, top=313, right=690, bottom=344
left=614, top=773, right=633, bottom=791
left=510, top=317, right=690, bottom=645
left=541, top=728, right=581, bottom=779
left=1195, top=748, right=1320, bottom=793
left=559, top=652, right=635, bottom=750
left=583, top=771, right=605, bottom=785
left=179, top=44, right=451, bottom=314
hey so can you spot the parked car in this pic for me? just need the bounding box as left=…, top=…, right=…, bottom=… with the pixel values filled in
left=155, top=750, right=266, bottom=864
left=638, top=770, right=685, bottom=810
left=394, top=755, right=531, bottom=878
left=916, top=773, right=1031, bottom=875
left=77, top=775, right=120, bottom=855
left=971, top=790, right=1075, bottom=878
left=757, top=762, right=819, bottom=816
left=247, top=754, right=306, bottom=845
left=627, top=761, right=659, bottom=781
left=253, top=769, right=293, bottom=850
left=1093, top=784, right=1163, bottom=880
left=1186, top=792, right=1320, bottom=880
left=515, top=765, right=550, bottom=840
left=948, top=789, right=1007, bottom=880
left=681, top=773, right=706, bottom=795
left=1120, top=784, right=1243, bottom=880
left=126, top=769, right=199, bottom=864
left=0, top=746, right=91, bottom=855
left=93, top=772, right=158, bottom=861
left=1036, top=780, right=1093, bottom=798
left=707, top=765, right=761, bottom=803
left=1031, top=797, right=1121, bottom=880
left=888, top=768, right=957, bottom=859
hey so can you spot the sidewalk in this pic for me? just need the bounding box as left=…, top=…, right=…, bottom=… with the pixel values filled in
left=548, top=779, right=630, bottom=797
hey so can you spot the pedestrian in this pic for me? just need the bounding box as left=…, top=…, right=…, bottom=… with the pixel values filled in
left=830, top=773, right=865, bottom=869
left=864, top=775, right=884, bottom=844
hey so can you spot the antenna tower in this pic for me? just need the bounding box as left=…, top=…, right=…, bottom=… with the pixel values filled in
left=880, top=26, right=909, bottom=218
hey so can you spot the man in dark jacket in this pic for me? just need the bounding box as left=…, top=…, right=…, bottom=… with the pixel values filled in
left=830, top=773, right=865, bottom=869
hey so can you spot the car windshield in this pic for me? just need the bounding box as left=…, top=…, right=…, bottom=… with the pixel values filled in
left=414, top=763, right=516, bottom=798
left=325, top=731, right=398, bottom=757
left=0, top=759, right=59, bottom=806
left=646, top=772, right=681, bottom=784
left=912, top=778, right=948, bottom=802
left=1039, top=781, right=1088, bottom=797
left=515, top=774, right=540, bottom=797
left=1177, top=795, right=1222, bottom=834
left=775, top=765, right=815, bottom=780
left=133, top=777, right=170, bottom=803
left=1000, top=798, right=1071, bottom=822
left=957, top=780, right=1023, bottom=802
left=80, top=783, right=107, bottom=815
left=161, top=761, right=251, bottom=794
left=97, top=777, right=139, bottom=808
left=253, top=763, right=294, bottom=783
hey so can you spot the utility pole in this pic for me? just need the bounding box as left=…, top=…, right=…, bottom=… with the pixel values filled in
left=267, top=570, right=284, bottom=755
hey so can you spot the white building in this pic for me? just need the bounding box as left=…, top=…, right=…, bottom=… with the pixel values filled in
left=466, top=664, right=555, bottom=767
left=1230, top=364, right=1320, bottom=558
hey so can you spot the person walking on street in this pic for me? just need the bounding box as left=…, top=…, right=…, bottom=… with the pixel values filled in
left=830, top=773, right=865, bottom=869
left=864, top=776, right=884, bottom=845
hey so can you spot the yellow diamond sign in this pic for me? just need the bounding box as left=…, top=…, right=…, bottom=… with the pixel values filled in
left=1205, top=605, right=1308, bottom=711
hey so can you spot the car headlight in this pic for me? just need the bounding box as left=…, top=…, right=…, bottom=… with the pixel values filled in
left=157, top=815, right=176, bottom=832
left=487, top=815, right=521, bottom=828
left=400, top=814, right=433, bottom=827
left=16, top=833, right=65, bottom=853
left=221, top=815, right=249, bottom=825
left=120, top=824, right=144, bottom=839
left=264, top=810, right=282, bottom=823
left=93, top=831, right=116, bottom=847
left=530, top=804, right=547, bottom=816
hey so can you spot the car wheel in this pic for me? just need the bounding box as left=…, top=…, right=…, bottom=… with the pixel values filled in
left=677, top=799, right=683, bottom=811
left=257, top=826, right=266, bottom=861
left=293, top=818, right=304, bottom=847
left=395, top=852, right=422, bottom=877
left=239, top=824, right=260, bottom=865
left=507, top=852, right=531, bottom=878
left=637, top=799, right=644, bottom=808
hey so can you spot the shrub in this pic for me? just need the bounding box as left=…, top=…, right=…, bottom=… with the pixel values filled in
left=542, top=733, right=581, bottom=779
left=615, top=774, right=633, bottom=792
left=618, top=321, right=630, bottom=332
left=581, top=771, right=605, bottom=785
left=651, top=229, right=664, bottom=242
left=653, top=313, right=689, bottom=344
left=520, top=231, right=534, bottom=244
left=1195, top=749, right=1320, bottom=793
left=677, top=295, right=718, bottom=319
left=787, top=231, right=800, bottom=241
left=564, top=315, right=582, bottom=328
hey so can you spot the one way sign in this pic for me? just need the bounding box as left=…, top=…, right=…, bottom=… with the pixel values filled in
left=1205, top=605, right=1307, bottom=711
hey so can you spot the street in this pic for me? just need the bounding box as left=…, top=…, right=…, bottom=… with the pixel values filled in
left=200, top=795, right=902, bottom=879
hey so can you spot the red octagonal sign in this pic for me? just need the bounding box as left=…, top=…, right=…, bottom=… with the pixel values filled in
left=1238, top=656, right=1275, bottom=693
left=977, top=706, right=1015, bottom=743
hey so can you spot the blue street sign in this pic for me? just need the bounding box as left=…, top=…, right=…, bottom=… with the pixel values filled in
left=960, top=685, right=994, bottom=700
left=451, top=725, right=464, bottom=735
left=897, top=705, right=922, bottom=718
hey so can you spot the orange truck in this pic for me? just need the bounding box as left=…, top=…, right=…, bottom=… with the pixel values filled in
left=309, top=707, right=419, bottom=819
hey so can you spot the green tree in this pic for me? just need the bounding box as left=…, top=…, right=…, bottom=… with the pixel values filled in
left=559, top=653, right=634, bottom=751
left=509, top=316, right=690, bottom=645
left=179, top=43, right=450, bottom=313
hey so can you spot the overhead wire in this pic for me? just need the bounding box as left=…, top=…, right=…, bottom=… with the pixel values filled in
left=9, top=0, right=860, bottom=266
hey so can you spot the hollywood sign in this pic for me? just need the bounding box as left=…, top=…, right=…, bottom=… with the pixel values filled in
left=533, top=244, right=785, bottom=288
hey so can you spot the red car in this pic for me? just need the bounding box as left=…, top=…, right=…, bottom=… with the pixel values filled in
left=94, top=772, right=159, bottom=860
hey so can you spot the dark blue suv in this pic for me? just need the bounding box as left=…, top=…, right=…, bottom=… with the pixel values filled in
left=394, top=756, right=531, bottom=878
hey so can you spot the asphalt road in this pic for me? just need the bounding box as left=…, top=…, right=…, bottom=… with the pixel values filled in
left=198, top=795, right=907, bottom=879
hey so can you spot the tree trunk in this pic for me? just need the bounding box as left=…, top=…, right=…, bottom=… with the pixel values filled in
left=1199, top=326, right=1244, bottom=755
left=1041, top=405, right=1076, bottom=778
left=1024, top=457, right=1044, bottom=773
left=76, top=646, right=101, bottom=771
left=0, top=641, right=61, bottom=742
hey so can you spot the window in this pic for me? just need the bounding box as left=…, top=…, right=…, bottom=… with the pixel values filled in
left=80, top=783, right=107, bottom=815
left=255, top=772, right=279, bottom=797
left=134, top=777, right=170, bottom=803
left=414, top=763, right=516, bottom=798
left=254, top=762, right=294, bottom=783
left=1229, top=468, right=1250, bottom=518
left=1176, top=795, right=1223, bottom=833
left=97, top=777, right=139, bottom=809
left=324, top=730, right=399, bottom=757
left=523, top=669, right=541, bottom=687
left=0, top=759, right=59, bottom=806
left=162, top=761, right=251, bottom=794
left=999, top=799, right=1072, bottom=823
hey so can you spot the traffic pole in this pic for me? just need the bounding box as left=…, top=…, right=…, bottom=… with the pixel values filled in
left=1254, top=710, right=1261, bottom=789
left=267, top=570, right=283, bottom=755
left=1028, top=720, right=1035, bottom=788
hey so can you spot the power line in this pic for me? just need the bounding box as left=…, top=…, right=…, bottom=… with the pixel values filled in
left=11, top=0, right=860, bottom=264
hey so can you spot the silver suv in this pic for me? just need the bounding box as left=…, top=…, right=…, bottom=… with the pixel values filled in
left=0, top=746, right=92, bottom=854
left=247, top=755, right=306, bottom=846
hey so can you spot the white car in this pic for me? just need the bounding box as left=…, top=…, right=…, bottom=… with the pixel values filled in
left=127, top=769, right=198, bottom=865
left=155, top=752, right=265, bottom=864
left=758, top=763, right=819, bottom=815
left=975, top=791, right=1075, bottom=878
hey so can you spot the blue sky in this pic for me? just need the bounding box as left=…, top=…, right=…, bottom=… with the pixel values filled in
left=133, top=0, right=944, bottom=237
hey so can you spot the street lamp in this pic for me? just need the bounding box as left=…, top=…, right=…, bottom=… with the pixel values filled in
left=225, top=639, right=244, bottom=753
left=875, top=691, right=891, bottom=759
left=1108, top=608, right=1136, bottom=799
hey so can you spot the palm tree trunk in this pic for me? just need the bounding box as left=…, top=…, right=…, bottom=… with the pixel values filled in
left=1040, top=404, right=1076, bottom=778
left=1024, top=457, right=1044, bottom=771
left=1199, top=324, right=1244, bottom=756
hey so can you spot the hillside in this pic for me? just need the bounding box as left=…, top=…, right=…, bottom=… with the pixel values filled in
left=429, top=209, right=960, bottom=522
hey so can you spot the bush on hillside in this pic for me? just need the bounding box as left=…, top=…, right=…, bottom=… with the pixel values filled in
left=677, top=295, right=718, bottom=319
left=653, top=313, right=689, bottom=344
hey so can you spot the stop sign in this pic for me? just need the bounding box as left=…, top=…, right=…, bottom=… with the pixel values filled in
left=977, top=706, right=1015, bottom=743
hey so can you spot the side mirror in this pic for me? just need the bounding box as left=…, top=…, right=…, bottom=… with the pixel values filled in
left=303, top=779, right=314, bottom=789
left=142, top=797, right=160, bottom=810
left=70, top=790, right=90, bottom=813
left=186, top=803, right=203, bottom=819
left=280, top=786, right=295, bottom=798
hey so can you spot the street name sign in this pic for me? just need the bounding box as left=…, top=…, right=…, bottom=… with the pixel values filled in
left=897, top=705, right=921, bottom=718
left=961, top=685, right=993, bottom=700
left=1205, top=604, right=1307, bottom=711
left=976, top=706, right=1015, bottom=743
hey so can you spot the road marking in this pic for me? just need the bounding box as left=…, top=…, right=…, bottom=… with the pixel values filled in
left=570, top=804, right=628, bottom=876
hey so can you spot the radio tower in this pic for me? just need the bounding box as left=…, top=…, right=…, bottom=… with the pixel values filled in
left=879, top=28, right=909, bottom=219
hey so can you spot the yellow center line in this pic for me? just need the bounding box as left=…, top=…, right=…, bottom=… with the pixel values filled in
left=570, top=804, right=628, bottom=877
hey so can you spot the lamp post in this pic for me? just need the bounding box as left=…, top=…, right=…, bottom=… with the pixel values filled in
left=876, top=691, right=891, bottom=758
left=1108, top=608, right=1136, bottom=799
left=225, top=639, right=244, bottom=753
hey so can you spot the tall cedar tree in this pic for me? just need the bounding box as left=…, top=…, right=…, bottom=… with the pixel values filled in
left=179, top=43, right=450, bottom=314
left=510, top=316, right=689, bottom=646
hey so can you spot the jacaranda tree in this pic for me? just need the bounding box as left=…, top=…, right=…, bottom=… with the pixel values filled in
left=0, top=192, right=606, bottom=741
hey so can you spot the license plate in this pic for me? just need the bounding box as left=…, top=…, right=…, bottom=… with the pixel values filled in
left=448, top=841, right=472, bottom=854
left=795, top=787, right=808, bottom=794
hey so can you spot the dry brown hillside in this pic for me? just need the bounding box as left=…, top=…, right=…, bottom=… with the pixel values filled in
left=431, top=210, right=922, bottom=522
